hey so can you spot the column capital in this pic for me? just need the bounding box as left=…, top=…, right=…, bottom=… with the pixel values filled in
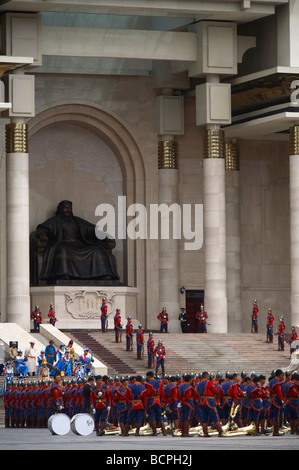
left=290, top=124, right=299, bottom=156
left=158, top=140, right=178, bottom=169
left=5, top=122, right=28, bottom=153
left=203, top=128, right=225, bottom=159
left=225, top=140, right=240, bottom=171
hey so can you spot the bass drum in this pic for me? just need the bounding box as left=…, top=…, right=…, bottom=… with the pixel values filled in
left=48, top=413, right=71, bottom=436
left=71, top=413, right=94, bottom=436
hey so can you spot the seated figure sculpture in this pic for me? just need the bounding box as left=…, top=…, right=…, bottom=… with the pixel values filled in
left=30, top=200, right=120, bottom=285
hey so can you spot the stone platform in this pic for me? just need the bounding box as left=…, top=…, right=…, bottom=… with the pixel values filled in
left=30, top=285, right=139, bottom=329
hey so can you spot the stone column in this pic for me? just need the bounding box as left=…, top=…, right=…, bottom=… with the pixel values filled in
left=6, top=120, right=31, bottom=331
left=289, top=124, right=299, bottom=328
left=158, top=138, right=180, bottom=333
left=225, top=140, right=242, bottom=333
left=203, top=127, right=228, bottom=333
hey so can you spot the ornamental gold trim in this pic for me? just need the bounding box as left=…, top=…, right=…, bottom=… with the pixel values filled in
left=203, top=129, right=225, bottom=159
left=5, top=123, right=28, bottom=153
left=290, top=125, right=299, bottom=156
left=225, top=141, right=239, bottom=171
left=158, top=140, right=178, bottom=169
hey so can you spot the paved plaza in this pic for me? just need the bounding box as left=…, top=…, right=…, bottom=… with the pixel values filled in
left=1, top=426, right=297, bottom=454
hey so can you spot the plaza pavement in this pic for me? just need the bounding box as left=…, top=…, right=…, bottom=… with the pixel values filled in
left=0, top=426, right=297, bottom=454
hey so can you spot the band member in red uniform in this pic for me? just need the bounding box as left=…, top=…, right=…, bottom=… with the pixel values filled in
left=100, top=298, right=108, bottom=333
left=50, top=373, right=64, bottom=413
left=177, top=374, right=195, bottom=437
left=123, top=375, right=147, bottom=436
left=157, top=307, right=169, bottom=333
left=278, top=316, right=285, bottom=351
left=125, top=316, right=133, bottom=351
left=114, top=308, right=122, bottom=343
left=145, top=370, right=167, bottom=436
left=290, top=326, right=298, bottom=356
left=269, top=369, right=284, bottom=436
left=91, top=375, right=112, bottom=436
left=246, top=376, right=263, bottom=435
left=251, top=299, right=258, bottom=333
left=266, top=308, right=274, bottom=343
left=195, top=304, right=208, bottom=333
left=162, top=376, right=180, bottom=430
left=284, top=372, right=299, bottom=434
left=147, top=332, right=155, bottom=369
left=195, top=371, right=223, bottom=437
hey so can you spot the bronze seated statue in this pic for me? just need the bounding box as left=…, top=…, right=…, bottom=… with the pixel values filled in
left=30, top=200, right=120, bottom=286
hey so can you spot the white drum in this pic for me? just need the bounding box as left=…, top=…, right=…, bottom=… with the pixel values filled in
left=71, top=413, right=95, bottom=436
left=48, top=413, right=71, bottom=436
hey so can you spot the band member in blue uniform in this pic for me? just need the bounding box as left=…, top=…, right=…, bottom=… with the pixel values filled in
left=100, top=298, right=108, bottom=333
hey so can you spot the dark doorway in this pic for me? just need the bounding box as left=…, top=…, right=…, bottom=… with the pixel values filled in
left=186, top=290, right=205, bottom=333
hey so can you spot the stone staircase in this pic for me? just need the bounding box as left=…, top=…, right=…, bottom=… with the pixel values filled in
left=64, top=330, right=292, bottom=378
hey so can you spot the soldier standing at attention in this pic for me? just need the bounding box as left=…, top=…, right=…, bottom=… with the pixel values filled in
left=100, top=298, right=108, bottom=333
left=251, top=299, right=259, bottom=333
left=157, top=307, right=169, bottom=333
left=136, top=325, right=144, bottom=360
left=125, top=316, right=133, bottom=351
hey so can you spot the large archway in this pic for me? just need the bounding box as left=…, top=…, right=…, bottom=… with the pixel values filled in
left=28, top=103, right=148, bottom=324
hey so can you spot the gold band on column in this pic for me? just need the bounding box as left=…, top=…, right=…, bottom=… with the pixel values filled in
left=158, top=140, right=178, bottom=169
left=290, top=125, right=299, bottom=156
left=6, top=123, right=28, bottom=153
left=225, top=140, right=240, bottom=171
left=204, top=129, right=225, bottom=159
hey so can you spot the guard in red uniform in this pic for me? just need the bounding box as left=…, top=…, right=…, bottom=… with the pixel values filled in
left=136, top=324, right=144, bottom=360
left=147, top=332, right=155, bottom=369
left=278, top=316, right=285, bottom=351
left=100, top=298, right=108, bottom=333
left=266, top=308, right=274, bottom=343
left=114, top=308, right=122, bottom=343
left=251, top=299, right=258, bottom=333
left=154, top=340, right=166, bottom=376
left=125, top=316, right=133, bottom=351
left=157, top=307, right=169, bottom=333
left=290, top=326, right=298, bottom=355
left=195, top=304, right=208, bottom=333
left=31, top=306, right=42, bottom=332
left=47, top=304, right=57, bottom=326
